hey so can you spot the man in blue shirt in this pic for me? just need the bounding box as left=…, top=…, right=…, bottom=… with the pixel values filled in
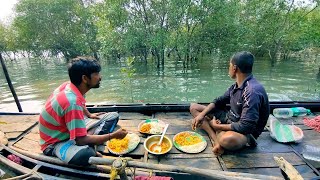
left=190, top=51, right=270, bottom=155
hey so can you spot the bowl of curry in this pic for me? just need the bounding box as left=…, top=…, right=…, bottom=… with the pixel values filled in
left=144, top=135, right=172, bottom=155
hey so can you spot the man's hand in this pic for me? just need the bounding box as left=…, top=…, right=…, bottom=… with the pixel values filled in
left=88, top=112, right=105, bottom=119
left=111, top=128, right=128, bottom=139
left=76, top=128, right=127, bottom=145
left=209, top=118, right=232, bottom=131
left=192, top=114, right=205, bottom=130
left=209, top=118, right=220, bottom=130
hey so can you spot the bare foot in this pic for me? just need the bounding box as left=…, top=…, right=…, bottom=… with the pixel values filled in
left=212, top=144, right=224, bottom=156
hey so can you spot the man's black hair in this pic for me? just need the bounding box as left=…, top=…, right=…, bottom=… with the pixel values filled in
left=231, top=51, right=254, bottom=74
left=68, top=56, right=101, bottom=86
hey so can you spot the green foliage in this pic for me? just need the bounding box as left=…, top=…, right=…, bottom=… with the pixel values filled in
left=2, top=0, right=320, bottom=62
left=120, top=57, right=136, bottom=102
left=301, top=8, right=320, bottom=48
left=0, top=23, right=6, bottom=52
left=0, top=23, right=19, bottom=54
left=96, top=0, right=320, bottom=62
left=13, top=0, right=99, bottom=59
left=95, top=0, right=129, bottom=58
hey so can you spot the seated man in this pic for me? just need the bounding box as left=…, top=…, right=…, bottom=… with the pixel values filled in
left=190, top=51, right=270, bottom=155
left=39, top=56, right=127, bottom=166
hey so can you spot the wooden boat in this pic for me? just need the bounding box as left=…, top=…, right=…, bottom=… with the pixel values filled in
left=0, top=102, right=320, bottom=179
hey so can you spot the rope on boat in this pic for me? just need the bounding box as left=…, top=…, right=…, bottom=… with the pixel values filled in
left=303, top=115, right=320, bottom=132
left=110, top=157, right=129, bottom=180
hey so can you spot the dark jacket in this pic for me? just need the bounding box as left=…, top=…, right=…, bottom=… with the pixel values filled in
left=213, top=75, right=270, bottom=138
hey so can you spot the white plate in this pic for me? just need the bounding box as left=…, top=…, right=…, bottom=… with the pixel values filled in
left=138, top=119, right=166, bottom=135
left=106, top=133, right=140, bottom=155
left=173, top=131, right=207, bottom=153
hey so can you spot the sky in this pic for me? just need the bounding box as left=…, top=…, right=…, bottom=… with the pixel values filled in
left=0, top=0, right=18, bottom=24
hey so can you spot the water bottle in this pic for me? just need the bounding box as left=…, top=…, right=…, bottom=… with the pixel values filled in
left=303, top=145, right=320, bottom=162
left=273, top=107, right=311, bottom=118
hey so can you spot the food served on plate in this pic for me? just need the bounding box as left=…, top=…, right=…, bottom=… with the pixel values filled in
left=140, top=123, right=152, bottom=133
left=173, top=131, right=207, bottom=153
left=107, top=133, right=140, bottom=155
left=139, top=119, right=166, bottom=134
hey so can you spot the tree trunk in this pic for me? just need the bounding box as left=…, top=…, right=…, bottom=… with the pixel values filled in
left=93, top=51, right=99, bottom=60
left=161, top=44, right=165, bottom=68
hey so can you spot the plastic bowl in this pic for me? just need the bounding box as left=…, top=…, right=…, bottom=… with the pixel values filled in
left=144, top=135, right=172, bottom=155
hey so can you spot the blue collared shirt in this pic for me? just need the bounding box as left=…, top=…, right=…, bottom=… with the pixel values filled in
left=213, top=75, right=270, bottom=138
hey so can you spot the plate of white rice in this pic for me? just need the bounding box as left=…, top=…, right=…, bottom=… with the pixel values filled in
left=138, top=119, right=166, bottom=134
left=173, top=131, right=207, bottom=153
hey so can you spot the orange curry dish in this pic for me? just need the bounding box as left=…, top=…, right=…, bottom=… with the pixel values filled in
left=149, top=142, right=170, bottom=153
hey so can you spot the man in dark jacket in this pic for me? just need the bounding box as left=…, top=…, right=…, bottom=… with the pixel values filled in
left=190, top=51, right=270, bottom=155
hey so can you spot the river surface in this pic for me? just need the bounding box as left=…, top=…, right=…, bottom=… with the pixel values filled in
left=0, top=55, right=319, bottom=112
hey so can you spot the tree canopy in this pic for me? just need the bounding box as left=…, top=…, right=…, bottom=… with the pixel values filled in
left=1, top=0, right=319, bottom=63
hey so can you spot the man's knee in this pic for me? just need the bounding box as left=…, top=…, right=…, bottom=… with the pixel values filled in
left=189, top=103, right=198, bottom=112
left=94, top=112, right=120, bottom=135
left=190, top=103, right=206, bottom=115
left=68, top=147, right=96, bottom=166
left=218, top=132, right=245, bottom=150
left=54, top=141, right=96, bottom=166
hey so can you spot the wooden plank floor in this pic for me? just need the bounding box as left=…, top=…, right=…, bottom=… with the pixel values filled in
left=222, top=114, right=320, bottom=179
left=2, top=112, right=320, bottom=179
left=0, top=115, right=38, bottom=139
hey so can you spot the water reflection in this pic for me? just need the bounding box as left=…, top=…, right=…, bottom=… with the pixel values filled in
left=0, top=56, right=319, bottom=112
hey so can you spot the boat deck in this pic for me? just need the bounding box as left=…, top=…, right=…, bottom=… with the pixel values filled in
left=0, top=111, right=319, bottom=179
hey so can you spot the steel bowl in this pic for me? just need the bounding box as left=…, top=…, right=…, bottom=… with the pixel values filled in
left=144, top=135, right=172, bottom=155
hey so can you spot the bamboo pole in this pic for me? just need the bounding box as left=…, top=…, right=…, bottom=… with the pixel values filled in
left=89, top=157, right=282, bottom=180
left=8, top=145, right=136, bottom=176
left=274, top=156, right=304, bottom=180
left=0, top=53, right=23, bottom=112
